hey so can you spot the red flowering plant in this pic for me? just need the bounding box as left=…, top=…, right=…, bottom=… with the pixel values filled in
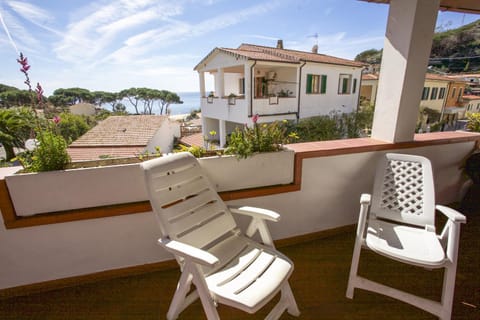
left=225, top=114, right=299, bottom=159
left=14, top=53, right=70, bottom=172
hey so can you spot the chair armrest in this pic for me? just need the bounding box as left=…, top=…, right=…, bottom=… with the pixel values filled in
left=360, top=193, right=371, bottom=205
left=228, top=206, right=280, bottom=222
left=158, top=237, right=219, bottom=266
left=436, top=205, right=467, bottom=223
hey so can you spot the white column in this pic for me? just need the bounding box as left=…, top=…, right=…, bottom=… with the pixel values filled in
left=219, top=119, right=226, bottom=148
left=198, top=72, right=206, bottom=97
left=215, top=68, right=225, bottom=98
left=243, top=61, right=253, bottom=119
left=371, top=0, right=440, bottom=142
left=202, top=117, right=208, bottom=148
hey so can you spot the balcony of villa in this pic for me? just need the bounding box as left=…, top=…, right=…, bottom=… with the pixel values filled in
left=1, top=130, right=479, bottom=319
left=1, top=1, right=480, bottom=319
left=0, top=161, right=479, bottom=319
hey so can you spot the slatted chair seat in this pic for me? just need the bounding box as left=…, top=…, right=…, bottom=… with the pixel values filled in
left=141, top=152, right=299, bottom=320
left=206, top=237, right=293, bottom=312
left=347, top=153, right=466, bottom=320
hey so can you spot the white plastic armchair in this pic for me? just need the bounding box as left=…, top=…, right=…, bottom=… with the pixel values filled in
left=141, top=152, right=299, bottom=320
left=346, top=153, right=466, bottom=320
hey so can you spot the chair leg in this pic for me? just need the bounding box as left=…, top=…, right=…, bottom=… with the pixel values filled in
left=439, top=265, right=457, bottom=320
left=283, top=282, right=300, bottom=316
left=346, top=239, right=362, bottom=299
left=167, top=270, right=194, bottom=320
left=190, top=264, right=221, bottom=320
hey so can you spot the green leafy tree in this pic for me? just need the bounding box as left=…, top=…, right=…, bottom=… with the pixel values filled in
left=119, top=87, right=182, bottom=114
left=354, top=48, right=382, bottom=64
left=0, top=107, right=35, bottom=160
left=118, top=88, right=142, bottom=114
left=56, top=112, right=91, bottom=143
left=0, top=89, right=35, bottom=108
left=92, top=91, right=118, bottom=110
left=157, top=90, right=183, bottom=115
left=48, top=88, right=94, bottom=107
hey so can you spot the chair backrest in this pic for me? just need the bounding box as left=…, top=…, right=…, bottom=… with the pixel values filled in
left=371, top=153, right=435, bottom=227
left=141, top=152, right=237, bottom=249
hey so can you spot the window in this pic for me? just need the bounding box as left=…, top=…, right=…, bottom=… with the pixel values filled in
left=477, top=103, right=480, bottom=111
left=451, top=88, right=456, bottom=99
left=439, top=87, right=445, bottom=99
left=457, top=88, right=463, bottom=101
left=421, top=87, right=430, bottom=100
left=430, top=87, right=438, bottom=100
left=239, top=78, right=245, bottom=95
left=352, top=78, right=357, bottom=94
left=338, top=74, right=352, bottom=94
left=306, top=74, right=327, bottom=94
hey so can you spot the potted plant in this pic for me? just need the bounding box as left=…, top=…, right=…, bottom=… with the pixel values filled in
left=207, top=91, right=215, bottom=103
left=228, top=93, right=237, bottom=105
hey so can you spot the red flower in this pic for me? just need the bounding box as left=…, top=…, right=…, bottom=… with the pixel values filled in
left=35, top=83, right=44, bottom=102
left=252, top=114, right=259, bottom=124
left=17, top=54, right=30, bottom=72
left=53, top=116, right=61, bottom=124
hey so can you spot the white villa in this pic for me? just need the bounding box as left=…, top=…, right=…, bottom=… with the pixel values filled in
left=194, top=42, right=364, bottom=147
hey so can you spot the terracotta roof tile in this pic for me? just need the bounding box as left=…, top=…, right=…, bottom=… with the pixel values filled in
left=237, top=44, right=364, bottom=67
left=179, top=132, right=204, bottom=147
left=70, top=115, right=168, bottom=147
left=462, top=95, right=480, bottom=100
left=194, top=43, right=363, bottom=70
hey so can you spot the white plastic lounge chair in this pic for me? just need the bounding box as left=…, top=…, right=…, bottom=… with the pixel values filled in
left=141, top=152, right=300, bottom=320
left=346, top=153, right=466, bottom=320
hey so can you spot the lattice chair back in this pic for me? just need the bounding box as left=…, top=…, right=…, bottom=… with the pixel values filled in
left=141, top=153, right=237, bottom=250
left=371, top=153, right=435, bottom=227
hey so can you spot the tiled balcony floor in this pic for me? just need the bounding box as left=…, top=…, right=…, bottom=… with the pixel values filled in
left=1, top=191, right=479, bottom=319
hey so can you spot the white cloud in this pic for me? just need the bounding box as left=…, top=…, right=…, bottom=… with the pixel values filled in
left=0, top=6, right=40, bottom=52
left=6, top=0, right=53, bottom=24
left=104, top=1, right=282, bottom=64
left=53, top=1, right=184, bottom=63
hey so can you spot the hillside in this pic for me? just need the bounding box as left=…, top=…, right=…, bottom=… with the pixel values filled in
left=355, top=19, right=480, bottom=72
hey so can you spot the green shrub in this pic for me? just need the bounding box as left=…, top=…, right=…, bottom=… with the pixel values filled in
left=30, top=130, right=70, bottom=172
left=225, top=118, right=298, bottom=159
left=56, top=112, right=91, bottom=143
left=466, top=113, right=480, bottom=132
left=174, top=144, right=207, bottom=158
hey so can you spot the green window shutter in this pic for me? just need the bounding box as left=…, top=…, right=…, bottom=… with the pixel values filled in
left=320, top=75, right=327, bottom=94
left=342, top=78, right=348, bottom=94
left=306, top=74, right=312, bottom=94
left=352, top=78, right=357, bottom=94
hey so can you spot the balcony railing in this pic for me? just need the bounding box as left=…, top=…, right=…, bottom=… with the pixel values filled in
left=0, top=131, right=479, bottom=300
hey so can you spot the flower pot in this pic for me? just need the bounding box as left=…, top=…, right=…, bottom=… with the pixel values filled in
left=198, top=148, right=295, bottom=192
left=5, top=163, right=148, bottom=217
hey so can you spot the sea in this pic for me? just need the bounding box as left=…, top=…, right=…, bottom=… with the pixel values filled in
left=112, top=92, right=201, bottom=116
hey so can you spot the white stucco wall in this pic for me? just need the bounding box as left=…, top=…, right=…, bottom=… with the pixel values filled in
left=146, top=118, right=180, bottom=154
left=299, top=63, right=362, bottom=118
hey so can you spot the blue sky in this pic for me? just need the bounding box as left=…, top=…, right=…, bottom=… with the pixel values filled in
left=0, top=0, right=478, bottom=95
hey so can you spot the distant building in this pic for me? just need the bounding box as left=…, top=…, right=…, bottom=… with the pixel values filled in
left=447, top=73, right=480, bottom=95
left=360, top=72, right=468, bottom=128
left=69, top=103, right=97, bottom=116
left=68, top=115, right=180, bottom=162
left=463, top=95, right=480, bottom=114
left=194, top=41, right=364, bottom=147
